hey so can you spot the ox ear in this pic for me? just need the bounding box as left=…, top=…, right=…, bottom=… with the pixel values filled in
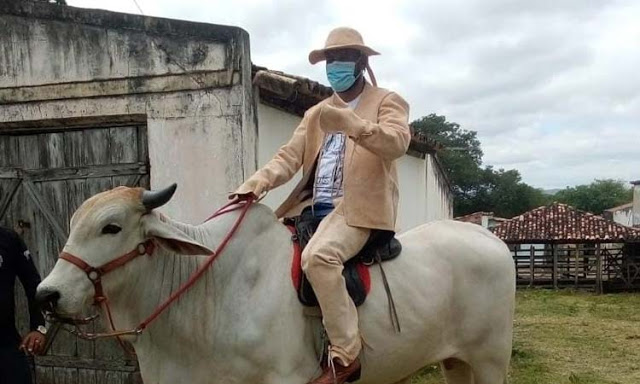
left=142, top=213, right=213, bottom=256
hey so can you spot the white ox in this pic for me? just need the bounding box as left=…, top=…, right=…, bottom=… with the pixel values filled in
left=37, top=185, right=515, bottom=384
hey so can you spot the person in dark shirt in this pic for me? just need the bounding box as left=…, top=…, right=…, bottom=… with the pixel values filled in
left=0, top=224, right=48, bottom=384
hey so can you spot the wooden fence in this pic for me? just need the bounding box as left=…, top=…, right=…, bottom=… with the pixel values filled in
left=511, top=242, right=640, bottom=293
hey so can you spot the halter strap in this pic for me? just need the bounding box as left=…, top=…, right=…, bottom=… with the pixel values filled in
left=59, top=240, right=155, bottom=304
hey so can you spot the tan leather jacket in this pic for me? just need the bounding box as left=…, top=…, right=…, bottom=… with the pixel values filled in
left=235, top=83, right=411, bottom=231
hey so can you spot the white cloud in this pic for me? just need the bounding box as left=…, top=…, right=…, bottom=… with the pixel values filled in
left=68, top=0, right=640, bottom=189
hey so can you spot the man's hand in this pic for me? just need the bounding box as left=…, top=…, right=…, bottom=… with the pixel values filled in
left=319, top=104, right=364, bottom=136
left=19, top=331, right=46, bottom=355
left=229, top=178, right=269, bottom=200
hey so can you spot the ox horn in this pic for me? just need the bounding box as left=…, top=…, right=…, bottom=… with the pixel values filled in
left=142, top=183, right=177, bottom=211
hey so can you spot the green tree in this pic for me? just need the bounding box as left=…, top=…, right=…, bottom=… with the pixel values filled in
left=552, top=179, right=632, bottom=214
left=411, top=114, right=547, bottom=218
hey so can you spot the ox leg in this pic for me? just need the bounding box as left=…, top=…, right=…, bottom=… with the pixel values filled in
left=469, top=358, right=509, bottom=384
left=440, top=359, right=473, bottom=384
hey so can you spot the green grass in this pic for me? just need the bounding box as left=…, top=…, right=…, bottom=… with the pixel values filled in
left=411, top=289, right=640, bottom=384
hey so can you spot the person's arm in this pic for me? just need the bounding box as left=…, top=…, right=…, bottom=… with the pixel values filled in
left=232, top=111, right=310, bottom=198
left=14, top=234, right=47, bottom=355
left=319, top=92, right=411, bottom=160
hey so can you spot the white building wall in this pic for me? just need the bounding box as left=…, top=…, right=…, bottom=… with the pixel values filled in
left=256, top=103, right=303, bottom=210
left=612, top=209, right=633, bottom=227
left=257, top=101, right=452, bottom=231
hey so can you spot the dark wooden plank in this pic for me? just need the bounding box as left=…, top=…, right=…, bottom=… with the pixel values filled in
left=112, top=174, right=143, bottom=188
left=35, top=365, right=55, bottom=384
left=124, top=371, right=143, bottom=384
left=0, top=178, right=21, bottom=220
left=136, top=125, right=148, bottom=163
left=22, top=180, right=68, bottom=243
left=139, top=174, right=150, bottom=190
left=84, top=128, right=111, bottom=166
left=53, top=367, right=79, bottom=384
left=0, top=135, right=11, bottom=167
left=0, top=168, right=20, bottom=179
left=109, top=127, right=138, bottom=164
left=20, top=163, right=148, bottom=182
left=0, top=115, right=147, bottom=133
left=64, top=130, right=86, bottom=168
left=0, top=135, right=21, bottom=167
left=96, top=370, right=124, bottom=384
left=79, top=369, right=98, bottom=384
left=18, top=134, right=42, bottom=170
left=39, top=132, right=66, bottom=169
left=36, top=356, right=138, bottom=371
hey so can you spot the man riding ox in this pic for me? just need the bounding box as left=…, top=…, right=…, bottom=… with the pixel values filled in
left=35, top=26, right=515, bottom=384
left=232, top=27, right=410, bottom=384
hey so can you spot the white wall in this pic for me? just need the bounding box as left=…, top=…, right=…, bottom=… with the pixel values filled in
left=257, top=101, right=452, bottom=231
left=256, top=103, right=303, bottom=209
left=396, top=155, right=427, bottom=232
left=612, top=208, right=634, bottom=227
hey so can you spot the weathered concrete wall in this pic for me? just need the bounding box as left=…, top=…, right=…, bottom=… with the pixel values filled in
left=0, top=3, right=257, bottom=223
left=257, top=99, right=452, bottom=231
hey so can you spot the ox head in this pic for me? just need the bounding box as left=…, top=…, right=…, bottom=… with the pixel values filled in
left=36, top=184, right=212, bottom=316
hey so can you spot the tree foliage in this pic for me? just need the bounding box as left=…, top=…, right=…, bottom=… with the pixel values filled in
left=411, top=114, right=547, bottom=218
left=552, top=179, right=632, bottom=214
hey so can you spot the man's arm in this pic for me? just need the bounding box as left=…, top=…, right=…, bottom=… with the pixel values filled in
left=233, top=111, right=309, bottom=197
left=319, top=92, right=411, bottom=160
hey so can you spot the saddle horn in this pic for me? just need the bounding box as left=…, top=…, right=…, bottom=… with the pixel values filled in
left=142, top=183, right=177, bottom=211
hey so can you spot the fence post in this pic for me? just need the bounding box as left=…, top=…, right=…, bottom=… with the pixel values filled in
left=575, top=243, right=581, bottom=287
left=596, top=243, right=602, bottom=294
left=529, top=245, right=535, bottom=287
left=552, top=243, right=558, bottom=289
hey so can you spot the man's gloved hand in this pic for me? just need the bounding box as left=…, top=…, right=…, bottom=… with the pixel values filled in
left=229, top=177, right=269, bottom=200
left=319, top=104, right=365, bottom=137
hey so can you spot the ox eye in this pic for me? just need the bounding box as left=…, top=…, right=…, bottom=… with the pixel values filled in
left=102, top=224, right=122, bottom=235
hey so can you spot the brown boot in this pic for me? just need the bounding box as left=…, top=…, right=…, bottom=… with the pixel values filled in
left=308, top=357, right=361, bottom=384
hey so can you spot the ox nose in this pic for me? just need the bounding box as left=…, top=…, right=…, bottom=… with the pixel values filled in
left=36, top=288, right=61, bottom=312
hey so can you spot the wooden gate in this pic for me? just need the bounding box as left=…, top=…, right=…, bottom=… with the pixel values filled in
left=0, top=121, right=148, bottom=384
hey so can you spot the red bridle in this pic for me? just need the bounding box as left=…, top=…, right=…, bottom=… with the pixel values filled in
left=59, top=240, right=156, bottom=306
left=53, top=197, right=255, bottom=352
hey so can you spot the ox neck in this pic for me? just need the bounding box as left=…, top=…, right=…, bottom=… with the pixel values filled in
left=99, top=205, right=298, bottom=379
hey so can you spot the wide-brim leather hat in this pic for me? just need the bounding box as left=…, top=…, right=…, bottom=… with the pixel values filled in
left=309, top=27, right=380, bottom=65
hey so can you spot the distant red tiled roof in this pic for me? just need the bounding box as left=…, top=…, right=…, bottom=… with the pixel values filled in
left=492, top=202, right=640, bottom=243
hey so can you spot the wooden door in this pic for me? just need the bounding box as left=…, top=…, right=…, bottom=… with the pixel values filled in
left=0, top=123, right=148, bottom=384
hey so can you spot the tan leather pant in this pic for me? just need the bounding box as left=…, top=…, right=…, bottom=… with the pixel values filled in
left=301, top=209, right=370, bottom=366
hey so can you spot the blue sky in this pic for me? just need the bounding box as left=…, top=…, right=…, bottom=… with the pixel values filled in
left=69, top=0, right=640, bottom=189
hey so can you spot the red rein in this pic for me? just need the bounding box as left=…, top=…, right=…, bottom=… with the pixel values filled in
left=56, top=197, right=255, bottom=350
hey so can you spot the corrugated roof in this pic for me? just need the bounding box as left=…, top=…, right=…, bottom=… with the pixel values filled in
left=492, top=202, right=640, bottom=243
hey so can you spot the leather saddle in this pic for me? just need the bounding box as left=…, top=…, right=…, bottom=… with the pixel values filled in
left=285, top=207, right=402, bottom=307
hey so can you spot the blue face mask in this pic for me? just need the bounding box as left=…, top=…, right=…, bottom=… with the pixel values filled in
left=326, top=61, right=362, bottom=92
